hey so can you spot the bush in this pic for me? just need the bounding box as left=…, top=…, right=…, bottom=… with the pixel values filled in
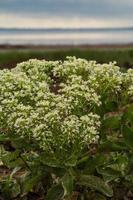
left=0, top=57, right=133, bottom=199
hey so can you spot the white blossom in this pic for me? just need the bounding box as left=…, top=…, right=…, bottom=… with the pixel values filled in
left=1, top=57, right=131, bottom=158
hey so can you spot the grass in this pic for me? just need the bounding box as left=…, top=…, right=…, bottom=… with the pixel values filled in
left=1, top=46, right=133, bottom=69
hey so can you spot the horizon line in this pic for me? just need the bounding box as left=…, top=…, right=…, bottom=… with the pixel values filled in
left=0, top=26, right=133, bottom=31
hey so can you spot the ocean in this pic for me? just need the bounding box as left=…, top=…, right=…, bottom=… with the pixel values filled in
left=0, top=28, right=133, bottom=45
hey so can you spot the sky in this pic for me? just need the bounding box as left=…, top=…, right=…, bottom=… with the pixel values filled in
left=0, top=0, right=133, bottom=28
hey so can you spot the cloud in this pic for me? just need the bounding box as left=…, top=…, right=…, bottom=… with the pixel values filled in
left=0, top=13, right=133, bottom=28
left=0, top=0, right=133, bottom=28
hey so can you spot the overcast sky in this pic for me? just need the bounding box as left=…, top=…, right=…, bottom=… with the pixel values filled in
left=0, top=0, right=133, bottom=28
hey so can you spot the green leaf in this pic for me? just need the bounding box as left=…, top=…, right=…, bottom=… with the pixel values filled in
left=46, top=184, right=64, bottom=200
left=1, top=180, right=12, bottom=200
left=104, top=101, right=118, bottom=113
left=11, top=183, right=21, bottom=198
left=65, top=154, right=78, bottom=167
left=1, top=151, right=22, bottom=168
left=77, top=175, right=113, bottom=197
left=85, top=192, right=107, bottom=200
left=95, top=193, right=107, bottom=200
left=102, top=115, right=121, bottom=130
left=83, top=154, right=106, bottom=174
left=97, top=167, right=121, bottom=182
left=40, top=154, right=61, bottom=168
left=99, top=140, right=127, bottom=152
left=122, top=104, right=133, bottom=123
left=61, top=172, right=74, bottom=197
left=77, top=155, right=89, bottom=165
left=1, top=180, right=20, bottom=199
left=122, top=126, right=133, bottom=150
left=0, top=134, right=9, bottom=142
left=22, top=174, right=41, bottom=193
left=11, top=136, right=33, bottom=151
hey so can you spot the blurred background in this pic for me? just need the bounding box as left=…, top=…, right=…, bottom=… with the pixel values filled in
left=1, top=0, right=133, bottom=68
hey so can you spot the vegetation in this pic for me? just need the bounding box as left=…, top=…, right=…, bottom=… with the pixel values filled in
left=1, top=46, right=133, bottom=69
left=0, top=57, right=133, bottom=199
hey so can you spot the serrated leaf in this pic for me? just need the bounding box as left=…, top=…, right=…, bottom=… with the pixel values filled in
left=77, top=175, right=113, bottom=197
left=97, top=167, right=121, bottom=182
left=40, top=153, right=64, bottom=168
left=46, top=184, right=64, bottom=200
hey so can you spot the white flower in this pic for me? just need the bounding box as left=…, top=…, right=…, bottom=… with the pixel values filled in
left=2, top=57, right=130, bottom=158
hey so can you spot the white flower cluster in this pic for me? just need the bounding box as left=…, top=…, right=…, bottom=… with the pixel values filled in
left=53, top=56, right=97, bottom=79
left=0, top=57, right=132, bottom=158
left=59, top=75, right=101, bottom=112
left=123, top=69, right=133, bottom=96
left=88, top=62, right=123, bottom=95
left=14, top=59, right=60, bottom=77
left=53, top=57, right=123, bottom=97
left=32, top=112, right=100, bottom=153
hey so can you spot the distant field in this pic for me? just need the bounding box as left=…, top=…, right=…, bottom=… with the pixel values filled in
left=1, top=45, right=133, bottom=69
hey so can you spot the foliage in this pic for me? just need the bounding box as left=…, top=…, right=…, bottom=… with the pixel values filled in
left=1, top=47, right=133, bottom=69
left=0, top=57, right=133, bottom=199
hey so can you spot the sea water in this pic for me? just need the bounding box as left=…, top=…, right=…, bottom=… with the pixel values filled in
left=0, top=28, right=133, bottom=45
